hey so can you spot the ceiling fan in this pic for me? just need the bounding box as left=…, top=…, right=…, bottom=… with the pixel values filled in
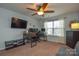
left=26, top=3, right=54, bottom=16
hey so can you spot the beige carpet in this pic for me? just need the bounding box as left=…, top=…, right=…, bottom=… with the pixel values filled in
left=0, top=41, right=68, bottom=56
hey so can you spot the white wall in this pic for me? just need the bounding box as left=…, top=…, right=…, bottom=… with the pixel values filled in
left=37, top=19, right=45, bottom=30
left=0, top=8, right=39, bottom=50
left=40, top=12, right=79, bottom=44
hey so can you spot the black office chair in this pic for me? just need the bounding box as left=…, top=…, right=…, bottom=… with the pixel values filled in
left=23, top=31, right=37, bottom=48
left=27, top=32, right=37, bottom=48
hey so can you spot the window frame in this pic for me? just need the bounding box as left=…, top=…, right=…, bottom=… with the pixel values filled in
left=44, top=20, right=64, bottom=37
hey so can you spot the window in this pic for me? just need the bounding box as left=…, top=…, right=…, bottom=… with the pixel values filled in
left=44, top=22, right=53, bottom=35
left=44, top=20, right=64, bottom=37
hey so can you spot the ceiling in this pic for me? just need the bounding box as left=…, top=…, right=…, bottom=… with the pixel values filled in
left=0, top=3, right=79, bottom=20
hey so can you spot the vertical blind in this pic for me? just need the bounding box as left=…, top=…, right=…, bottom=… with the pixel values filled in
left=44, top=20, right=64, bottom=37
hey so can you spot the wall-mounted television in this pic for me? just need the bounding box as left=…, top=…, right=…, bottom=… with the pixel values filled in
left=11, top=17, right=27, bottom=29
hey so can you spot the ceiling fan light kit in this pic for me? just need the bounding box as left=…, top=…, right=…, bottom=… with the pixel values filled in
left=26, top=3, right=54, bottom=16
left=37, top=11, right=44, bottom=15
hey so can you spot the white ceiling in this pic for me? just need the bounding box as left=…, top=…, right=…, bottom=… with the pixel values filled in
left=0, top=3, right=79, bottom=20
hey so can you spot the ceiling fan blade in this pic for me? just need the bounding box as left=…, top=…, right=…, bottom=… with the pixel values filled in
left=32, top=13, right=37, bottom=16
left=26, top=8, right=36, bottom=11
left=42, top=3, right=48, bottom=10
left=44, top=10, right=54, bottom=13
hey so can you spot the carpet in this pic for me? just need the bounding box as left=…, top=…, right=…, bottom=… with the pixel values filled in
left=0, top=41, right=67, bottom=56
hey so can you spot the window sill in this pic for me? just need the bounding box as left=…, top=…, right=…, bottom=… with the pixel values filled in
left=47, top=35, right=64, bottom=38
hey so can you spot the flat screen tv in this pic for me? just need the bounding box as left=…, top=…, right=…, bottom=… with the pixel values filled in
left=11, top=17, right=27, bottom=29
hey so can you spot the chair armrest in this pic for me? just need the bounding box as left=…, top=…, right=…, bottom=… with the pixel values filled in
left=56, top=47, right=76, bottom=56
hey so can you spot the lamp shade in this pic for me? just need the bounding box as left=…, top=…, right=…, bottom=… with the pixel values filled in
left=71, top=23, right=79, bottom=29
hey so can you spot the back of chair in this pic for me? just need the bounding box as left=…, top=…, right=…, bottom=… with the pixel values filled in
left=28, top=32, right=37, bottom=37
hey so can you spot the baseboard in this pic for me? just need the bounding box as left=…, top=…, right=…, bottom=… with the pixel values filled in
left=0, top=47, right=5, bottom=51
left=47, top=40, right=66, bottom=45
